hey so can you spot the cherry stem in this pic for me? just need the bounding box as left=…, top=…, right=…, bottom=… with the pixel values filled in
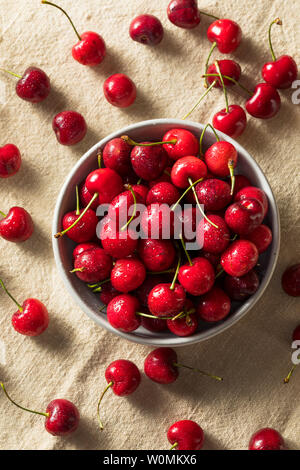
left=75, top=185, right=80, bottom=216
left=148, top=269, right=175, bottom=275
left=198, top=10, right=219, bottom=20
left=199, top=123, right=220, bottom=156
left=136, top=178, right=142, bottom=185
left=228, top=160, right=235, bottom=195
left=88, top=279, right=111, bottom=290
left=97, top=381, right=113, bottom=430
left=0, top=279, right=23, bottom=312
left=202, top=73, right=252, bottom=95
left=170, top=252, right=181, bottom=290
left=0, top=210, right=6, bottom=217
left=70, top=267, right=86, bottom=274
left=215, top=60, right=229, bottom=113
left=283, top=364, right=297, bottom=384
left=122, top=136, right=177, bottom=147
left=268, top=18, right=282, bottom=61
left=99, top=305, right=107, bottom=313
left=182, top=80, right=217, bottom=120
left=54, top=192, right=98, bottom=238
left=188, top=177, right=219, bottom=229
left=41, top=0, right=81, bottom=41
left=180, top=235, right=192, bottom=266
left=136, top=311, right=176, bottom=320
left=204, top=42, right=217, bottom=86
left=97, top=151, right=102, bottom=169
left=121, top=185, right=137, bottom=231
left=215, top=268, right=224, bottom=279
left=171, top=177, right=204, bottom=212
left=0, top=382, right=49, bottom=418
left=173, top=363, right=223, bottom=382
left=172, top=308, right=195, bottom=322
left=170, top=442, right=178, bottom=450
left=0, top=68, right=21, bottom=79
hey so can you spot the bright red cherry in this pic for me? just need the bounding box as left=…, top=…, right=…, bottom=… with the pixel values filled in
left=130, top=143, right=168, bottom=181
left=52, top=111, right=87, bottom=146
left=167, top=311, right=198, bottom=337
left=0, top=207, right=34, bottom=243
left=103, top=138, right=132, bottom=176
left=100, top=217, right=138, bottom=259
left=204, top=141, right=238, bottom=178
left=167, top=0, right=201, bottom=29
left=224, top=270, right=260, bottom=301
left=107, top=294, right=141, bottom=332
left=72, top=248, right=113, bottom=283
left=249, top=428, right=285, bottom=450
left=207, top=60, right=241, bottom=88
left=178, top=257, right=215, bottom=296
left=167, top=420, right=204, bottom=450
left=225, top=198, right=264, bottom=235
left=230, top=174, right=252, bottom=197
left=79, top=181, right=99, bottom=210
left=235, top=186, right=268, bottom=218
left=245, top=83, right=281, bottom=119
left=86, top=168, right=123, bottom=204
left=198, top=214, right=230, bottom=254
left=108, top=188, right=143, bottom=227
left=148, top=283, right=186, bottom=318
left=197, top=286, right=231, bottom=322
left=1, top=66, right=51, bottom=103
left=103, top=74, right=136, bottom=108
left=141, top=203, right=175, bottom=239
left=136, top=275, right=165, bottom=307
left=245, top=224, right=273, bottom=253
left=221, top=240, right=259, bottom=277
left=129, top=14, right=164, bottom=45
left=61, top=208, right=97, bottom=243
left=144, top=347, right=179, bottom=384
left=171, top=156, right=207, bottom=188
left=73, top=242, right=99, bottom=259
left=162, top=129, right=199, bottom=161
left=195, top=178, right=231, bottom=211
left=0, top=144, right=21, bottom=178
left=213, top=105, right=247, bottom=139
left=111, top=258, right=146, bottom=293
left=130, top=184, right=149, bottom=204
left=281, top=264, right=300, bottom=297
left=138, top=238, right=175, bottom=272
left=207, top=19, right=242, bottom=53
left=146, top=182, right=180, bottom=206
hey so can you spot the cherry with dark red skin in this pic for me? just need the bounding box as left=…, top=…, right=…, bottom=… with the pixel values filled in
left=225, top=198, right=264, bottom=236
left=197, top=214, right=230, bottom=254
left=144, top=347, right=178, bottom=384
left=103, top=74, right=136, bottom=108
left=167, top=311, right=198, bottom=337
left=245, top=224, right=273, bottom=253
left=179, top=207, right=198, bottom=242
left=197, top=286, right=231, bottom=322
left=73, top=242, right=99, bottom=259
left=108, top=189, right=143, bottom=226
left=293, top=325, right=300, bottom=341
left=136, top=275, right=165, bottom=307
left=221, top=240, right=259, bottom=277
left=62, top=208, right=97, bottom=243
left=249, top=428, right=285, bottom=450
left=235, top=186, right=268, bottom=218
left=79, top=182, right=99, bottom=210
left=195, top=178, right=231, bottom=211
left=200, top=250, right=220, bottom=268
left=148, top=283, right=186, bottom=318
left=141, top=203, right=175, bottom=239
left=213, top=105, right=247, bottom=139
left=207, top=60, right=241, bottom=88
left=204, top=141, right=238, bottom=178
left=13, top=67, right=51, bottom=103
left=52, top=111, right=87, bottom=146
left=229, top=174, right=251, bottom=197
left=138, top=238, right=175, bottom=272
left=130, top=143, right=168, bottom=181
left=245, top=83, right=281, bottom=119
left=73, top=248, right=113, bottom=283
left=207, top=19, right=242, bottom=53
left=130, top=184, right=149, bottom=204
left=141, top=315, right=167, bottom=333
left=129, top=14, right=164, bottom=45
left=163, top=129, right=199, bottom=161
left=0, top=144, right=21, bottom=178
left=111, top=258, right=146, bottom=293
left=149, top=168, right=172, bottom=188
left=103, top=138, right=132, bottom=176
left=167, top=0, right=201, bottom=29
left=223, top=270, right=260, bottom=301
left=281, top=264, right=300, bottom=297
left=167, top=420, right=204, bottom=451
left=99, top=282, right=120, bottom=306
left=146, top=182, right=180, bottom=206
left=107, top=294, right=141, bottom=332
left=100, top=217, right=138, bottom=259
left=0, top=207, right=34, bottom=243
left=263, top=55, right=298, bottom=89
left=171, top=156, right=207, bottom=189
left=178, top=257, right=215, bottom=296
left=86, top=168, right=123, bottom=204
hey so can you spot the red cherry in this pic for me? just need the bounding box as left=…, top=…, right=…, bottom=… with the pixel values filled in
left=213, top=105, right=247, bottom=139
left=148, top=283, right=186, bottom=318
left=179, top=206, right=198, bottom=241
left=62, top=208, right=97, bottom=243
left=221, top=240, right=259, bottom=277
left=204, top=141, right=238, bottom=178
left=167, top=311, right=198, bottom=337
left=162, top=129, right=199, bottom=161
left=207, top=60, right=241, bottom=88
left=167, top=420, right=204, bottom=450
left=225, top=198, right=264, bottom=236
left=100, top=217, right=138, bottom=259
left=103, top=74, right=136, bottom=108
left=244, top=224, right=273, bottom=253
left=207, top=19, right=242, bottom=53
left=52, top=111, right=87, bottom=146
left=167, top=0, right=201, bottom=29
left=171, top=156, right=207, bottom=188
left=141, top=203, right=175, bottom=239
left=195, top=178, right=231, bottom=211
left=136, top=275, right=165, bottom=307
left=86, top=168, right=123, bottom=204
left=249, top=428, right=285, bottom=450
left=200, top=250, right=220, bottom=268
left=79, top=182, right=99, bottom=210
left=178, top=257, right=215, bottom=296
left=281, top=264, right=300, bottom=297
left=130, top=143, right=168, bottom=181
left=111, top=258, right=146, bottom=293
left=103, top=138, right=132, bottom=176
left=99, top=282, right=120, bottom=306
left=141, top=314, right=167, bottom=332
left=144, top=347, right=179, bottom=384
left=149, top=167, right=172, bottom=188
left=235, top=186, right=268, bottom=218
left=245, top=83, right=281, bottom=119
left=0, top=207, right=34, bottom=243
left=73, top=242, right=99, bottom=259
left=146, top=182, right=180, bottom=206
left=197, top=214, right=230, bottom=254
left=138, top=238, right=175, bottom=272
left=293, top=325, right=300, bottom=341
left=72, top=248, right=113, bottom=283
left=108, top=188, right=143, bottom=226
left=0, top=144, right=21, bottom=178
left=107, top=294, right=141, bottom=332
left=230, top=174, right=252, bottom=197
left=6, top=66, right=50, bottom=103
left=197, top=286, right=231, bottom=322
left=129, top=14, right=164, bottom=45
left=223, top=270, right=260, bottom=301
left=130, top=184, right=149, bottom=204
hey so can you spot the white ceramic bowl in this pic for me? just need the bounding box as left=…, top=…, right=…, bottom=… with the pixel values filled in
left=52, top=119, right=280, bottom=347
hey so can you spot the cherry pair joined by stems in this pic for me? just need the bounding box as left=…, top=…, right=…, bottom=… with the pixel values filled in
left=0, top=67, right=51, bottom=103
left=0, top=144, right=22, bottom=178
left=0, top=206, right=34, bottom=243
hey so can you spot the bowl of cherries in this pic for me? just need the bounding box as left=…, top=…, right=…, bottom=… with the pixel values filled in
left=52, top=118, right=280, bottom=346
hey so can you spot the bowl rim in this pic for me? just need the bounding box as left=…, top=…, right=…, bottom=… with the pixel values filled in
left=52, top=118, right=281, bottom=347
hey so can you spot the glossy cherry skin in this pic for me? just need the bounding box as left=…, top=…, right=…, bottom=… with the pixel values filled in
left=79, top=182, right=99, bottom=210
left=146, top=182, right=180, bottom=206
left=245, top=83, right=281, bottom=119
left=73, top=248, right=112, bottom=283
left=225, top=199, right=264, bottom=236
left=197, top=286, right=231, bottom=322
left=167, top=0, right=200, bottom=29
left=197, top=215, right=230, bottom=254
left=235, top=186, right=268, bottom=218
left=62, top=208, right=97, bottom=243
left=103, top=74, right=136, bottom=108
left=204, top=141, right=237, bottom=177
left=100, top=217, right=138, bottom=259
left=72, top=31, right=106, bottom=66
left=213, top=105, right=247, bottom=139
left=108, top=189, right=143, bottom=226
left=168, top=420, right=204, bottom=450
left=73, top=242, right=99, bottom=259
left=141, top=315, right=167, bottom=333
left=149, top=168, right=172, bottom=188
left=178, top=257, right=215, bottom=296
left=281, top=264, right=300, bottom=297
left=167, top=312, right=198, bottom=337
left=12, top=298, right=49, bottom=336
left=230, top=174, right=251, bottom=197
left=144, top=347, right=178, bottom=384
left=245, top=224, right=273, bottom=253
left=221, top=240, right=259, bottom=277
left=171, top=156, right=207, bottom=188
left=136, top=275, right=165, bottom=307
left=129, top=14, right=164, bottom=45
left=141, top=203, right=174, bottom=239
left=111, top=258, right=146, bottom=293
left=103, top=138, right=132, bottom=176
left=224, top=270, right=259, bottom=301
left=207, top=19, right=242, bottom=53
left=52, top=111, right=87, bottom=146
left=15, top=67, right=50, bottom=103
left=99, top=282, right=120, bottom=305
left=105, top=360, right=141, bottom=396
left=262, top=55, right=298, bottom=89
left=249, top=428, right=285, bottom=450
left=45, top=399, right=80, bottom=436
left=107, top=294, right=141, bottom=332
left=195, top=178, right=231, bottom=211
left=86, top=168, right=123, bottom=204
left=163, top=129, right=199, bottom=161
left=138, top=238, right=175, bottom=272
left=0, top=144, right=21, bottom=178
left=130, top=143, right=168, bottom=181
left=0, top=207, right=34, bottom=243
left=148, top=283, right=186, bottom=318
left=207, top=60, right=241, bottom=88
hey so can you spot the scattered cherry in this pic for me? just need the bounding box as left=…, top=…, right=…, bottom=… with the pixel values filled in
left=0, top=207, right=34, bottom=243
left=207, top=19, right=242, bottom=53
left=249, top=427, right=285, bottom=450
left=167, top=0, right=201, bottom=29
left=103, top=74, right=137, bottom=108
left=52, top=111, right=87, bottom=146
left=281, top=264, right=300, bottom=297
left=245, top=83, right=281, bottom=119
left=213, top=105, right=247, bottom=139
left=207, top=60, right=241, bottom=88
left=129, top=14, right=164, bottom=45
left=1, top=66, right=50, bottom=103
left=167, top=420, right=204, bottom=450
left=0, top=144, right=22, bottom=178
left=223, top=270, right=259, bottom=301
left=221, top=240, right=259, bottom=277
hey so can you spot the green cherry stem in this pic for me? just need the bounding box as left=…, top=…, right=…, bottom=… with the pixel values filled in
left=0, top=210, right=6, bottom=217
left=198, top=10, right=219, bottom=20
left=0, top=279, right=23, bottom=312
left=182, top=80, right=217, bottom=120
left=136, top=311, right=176, bottom=320
left=70, top=267, right=86, bottom=274
left=283, top=364, right=297, bottom=384
left=88, top=279, right=111, bottom=291
left=172, top=308, right=195, bottom=322
left=188, top=177, right=219, bottom=229
left=170, top=442, right=178, bottom=450
left=180, top=235, right=193, bottom=266
left=204, top=41, right=217, bottom=86
left=121, top=136, right=177, bottom=147
left=215, top=60, right=229, bottom=113
left=97, top=381, right=113, bottom=430
left=199, top=123, right=220, bottom=156
left=202, top=73, right=252, bottom=95
left=268, top=18, right=282, bottom=61
left=215, top=268, right=224, bottom=279
left=171, top=177, right=204, bottom=212
left=97, top=151, right=102, bottom=169
left=41, top=1, right=81, bottom=41
left=228, top=159, right=236, bottom=195
left=173, top=363, right=223, bottom=382
left=148, top=269, right=175, bottom=275
left=0, top=383, right=49, bottom=418
left=170, top=252, right=181, bottom=291
left=0, top=68, right=21, bottom=79
left=75, top=185, right=80, bottom=216
left=121, top=185, right=137, bottom=232
left=54, top=192, right=98, bottom=238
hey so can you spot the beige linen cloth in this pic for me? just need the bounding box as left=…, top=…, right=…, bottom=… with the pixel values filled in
left=0, top=0, right=299, bottom=450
